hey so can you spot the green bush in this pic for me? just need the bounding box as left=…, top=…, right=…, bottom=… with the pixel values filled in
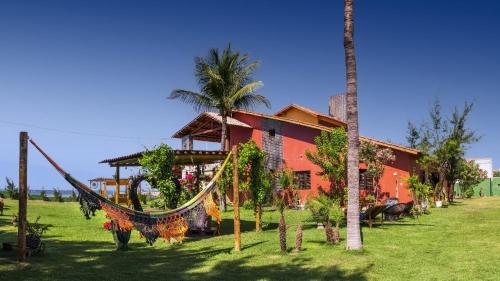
left=53, top=188, right=64, bottom=202
left=40, top=189, right=49, bottom=201
left=242, top=199, right=254, bottom=210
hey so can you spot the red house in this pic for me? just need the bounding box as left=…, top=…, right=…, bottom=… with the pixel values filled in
left=173, top=104, right=420, bottom=204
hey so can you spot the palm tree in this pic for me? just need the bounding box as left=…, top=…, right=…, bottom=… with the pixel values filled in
left=344, top=0, right=363, bottom=250
left=169, top=45, right=271, bottom=151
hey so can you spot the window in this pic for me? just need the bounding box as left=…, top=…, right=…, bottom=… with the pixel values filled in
left=294, top=171, right=311, bottom=190
left=359, top=170, right=374, bottom=190
left=268, top=128, right=276, bottom=137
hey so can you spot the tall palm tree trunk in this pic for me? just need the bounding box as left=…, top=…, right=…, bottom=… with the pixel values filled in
left=221, top=116, right=229, bottom=151
left=219, top=116, right=228, bottom=211
left=344, top=0, right=363, bottom=250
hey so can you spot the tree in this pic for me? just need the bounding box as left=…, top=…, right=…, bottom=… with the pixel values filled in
left=169, top=45, right=271, bottom=151
left=219, top=140, right=271, bottom=232
left=238, top=141, right=271, bottom=232
left=305, top=128, right=347, bottom=200
left=494, top=170, right=500, bottom=177
left=359, top=142, right=395, bottom=201
left=344, top=0, right=362, bottom=250
left=458, top=160, right=487, bottom=198
left=139, top=144, right=179, bottom=209
left=306, top=194, right=344, bottom=244
left=4, top=177, right=19, bottom=199
left=407, top=100, right=479, bottom=202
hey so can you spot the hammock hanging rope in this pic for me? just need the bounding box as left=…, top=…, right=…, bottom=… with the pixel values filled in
left=30, top=139, right=231, bottom=245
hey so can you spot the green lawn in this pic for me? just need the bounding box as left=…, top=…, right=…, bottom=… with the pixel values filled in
left=1, top=197, right=499, bottom=281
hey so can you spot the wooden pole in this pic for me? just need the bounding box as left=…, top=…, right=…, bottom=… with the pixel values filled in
left=18, top=131, right=28, bottom=262
left=115, top=166, right=120, bottom=204
left=232, top=145, right=241, bottom=252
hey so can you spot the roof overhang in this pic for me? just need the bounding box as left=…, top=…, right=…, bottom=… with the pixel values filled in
left=99, top=150, right=229, bottom=167
left=171, top=112, right=252, bottom=142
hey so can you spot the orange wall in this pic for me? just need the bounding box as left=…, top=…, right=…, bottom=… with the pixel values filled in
left=230, top=112, right=417, bottom=203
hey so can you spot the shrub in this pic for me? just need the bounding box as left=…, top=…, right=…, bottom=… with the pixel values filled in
left=139, top=144, right=177, bottom=209
left=27, top=216, right=49, bottom=238
left=149, top=198, right=164, bottom=209
left=306, top=194, right=344, bottom=244
left=40, top=189, right=49, bottom=201
left=70, top=190, right=78, bottom=202
left=53, top=188, right=64, bottom=202
left=242, top=199, right=254, bottom=210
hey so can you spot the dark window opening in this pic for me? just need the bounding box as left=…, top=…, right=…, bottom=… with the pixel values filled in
left=294, top=171, right=311, bottom=190
left=359, top=170, right=374, bottom=190
left=268, top=129, right=276, bottom=137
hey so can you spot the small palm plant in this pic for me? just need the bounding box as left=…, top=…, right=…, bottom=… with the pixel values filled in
left=306, top=194, right=344, bottom=244
left=276, top=196, right=287, bottom=253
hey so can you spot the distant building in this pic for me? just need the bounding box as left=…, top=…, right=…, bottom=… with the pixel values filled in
left=467, top=157, right=493, bottom=178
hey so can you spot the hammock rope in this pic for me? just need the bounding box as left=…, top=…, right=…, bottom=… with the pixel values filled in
left=30, top=139, right=231, bottom=245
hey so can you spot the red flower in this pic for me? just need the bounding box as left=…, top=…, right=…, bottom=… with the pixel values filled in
left=179, top=179, right=185, bottom=185
left=103, top=221, right=113, bottom=231
left=185, top=174, right=193, bottom=181
left=186, top=184, right=192, bottom=190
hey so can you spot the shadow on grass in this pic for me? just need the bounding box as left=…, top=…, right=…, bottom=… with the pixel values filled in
left=0, top=238, right=370, bottom=281
left=218, top=219, right=279, bottom=235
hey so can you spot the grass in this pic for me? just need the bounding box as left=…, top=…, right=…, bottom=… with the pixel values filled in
left=1, top=197, right=500, bottom=280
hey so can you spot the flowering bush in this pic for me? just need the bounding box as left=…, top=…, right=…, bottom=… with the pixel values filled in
left=103, top=221, right=113, bottom=232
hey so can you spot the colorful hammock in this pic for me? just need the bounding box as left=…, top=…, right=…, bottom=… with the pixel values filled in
left=30, top=139, right=230, bottom=245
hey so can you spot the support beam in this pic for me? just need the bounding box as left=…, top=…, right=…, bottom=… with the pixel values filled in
left=182, top=135, right=193, bottom=150
left=232, top=145, right=241, bottom=252
left=115, top=166, right=120, bottom=204
left=18, top=132, right=28, bottom=262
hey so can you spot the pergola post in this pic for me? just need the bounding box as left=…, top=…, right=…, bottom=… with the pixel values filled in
left=232, top=145, right=241, bottom=251
left=18, top=132, right=28, bottom=262
left=115, top=166, right=120, bottom=204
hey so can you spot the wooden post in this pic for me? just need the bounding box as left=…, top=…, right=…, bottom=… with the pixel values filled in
left=18, top=132, right=28, bottom=262
left=232, top=145, right=241, bottom=252
left=115, top=166, right=120, bottom=204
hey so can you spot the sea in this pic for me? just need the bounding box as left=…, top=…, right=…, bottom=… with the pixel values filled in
left=0, top=188, right=113, bottom=197
left=0, top=188, right=157, bottom=197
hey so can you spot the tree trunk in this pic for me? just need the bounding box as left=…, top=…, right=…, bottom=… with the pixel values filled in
left=221, top=115, right=229, bottom=151
left=334, top=222, right=340, bottom=244
left=255, top=204, right=262, bottom=232
left=294, top=223, right=303, bottom=252
left=219, top=115, right=229, bottom=211
left=344, top=0, right=363, bottom=250
left=279, top=214, right=287, bottom=253
left=325, top=221, right=335, bottom=244
left=128, top=175, right=144, bottom=211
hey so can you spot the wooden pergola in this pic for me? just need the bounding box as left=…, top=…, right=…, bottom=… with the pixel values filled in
left=99, top=149, right=229, bottom=204
left=99, top=149, right=229, bottom=167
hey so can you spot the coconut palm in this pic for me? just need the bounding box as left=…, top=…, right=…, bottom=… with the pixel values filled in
left=344, top=0, right=363, bottom=250
left=169, top=45, right=271, bottom=151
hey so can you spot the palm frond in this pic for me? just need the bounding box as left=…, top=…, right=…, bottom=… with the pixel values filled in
left=168, top=89, right=215, bottom=112
left=233, top=93, right=271, bottom=111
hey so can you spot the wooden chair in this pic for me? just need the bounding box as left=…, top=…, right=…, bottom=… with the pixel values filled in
left=361, top=205, right=387, bottom=228
left=383, top=203, right=407, bottom=221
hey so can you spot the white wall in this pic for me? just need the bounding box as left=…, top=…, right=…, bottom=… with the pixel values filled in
left=468, top=158, right=493, bottom=178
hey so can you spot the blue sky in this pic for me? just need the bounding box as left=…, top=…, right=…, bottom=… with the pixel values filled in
left=1, top=0, right=499, bottom=189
